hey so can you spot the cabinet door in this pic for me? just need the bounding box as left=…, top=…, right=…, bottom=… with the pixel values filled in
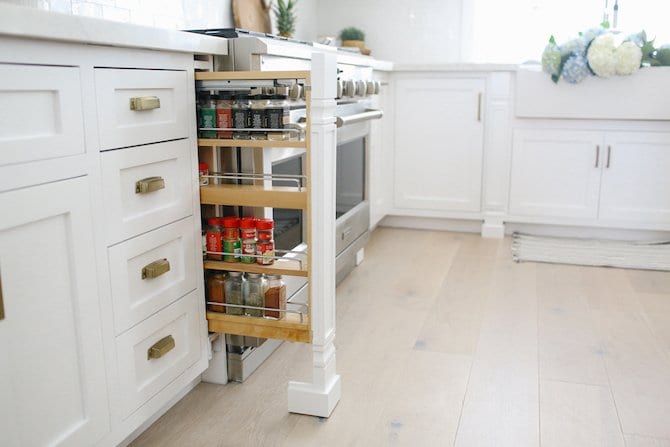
left=0, top=178, right=109, bottom=446
left=599, top=131, right=670, bottom=225
left=509, top=129, right=603, bottom=219
left=393, top=77, right=485, bottom=213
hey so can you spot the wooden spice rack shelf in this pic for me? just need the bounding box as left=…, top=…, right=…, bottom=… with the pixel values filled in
left=199, top=70, right=313, bottom=344
left=200, top=184, right=307, bottom=209
left=198, top=139, right=306, bottom=148
left=203, top=259, right=308, bottom=277
left=206, top=312, right=311, bottom=343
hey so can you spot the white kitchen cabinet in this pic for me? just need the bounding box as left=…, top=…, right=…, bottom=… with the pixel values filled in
left=599, top=131, right=670, bottom=225
left=0, top=177, right=109, bottom=447
left=509, top=129, right=603, bottom=219
left=393, top=77, right=485, bottom=213
left=509, top=128, right=670, bottom=229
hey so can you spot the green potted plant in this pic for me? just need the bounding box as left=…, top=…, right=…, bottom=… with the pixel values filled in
left=274, top=0, right=298, bottom=38
left=340, top=27, right=368, bottom=54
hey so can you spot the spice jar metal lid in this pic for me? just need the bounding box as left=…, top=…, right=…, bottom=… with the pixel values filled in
left=239, top=217, right=257, bottom=229
left=222, top=216, right=240, bottom=228
left=228, top=271, right=243, bottom=278
left=256, top=218, right=274, bottom=230
left=246, top=272, right=262, bottom=279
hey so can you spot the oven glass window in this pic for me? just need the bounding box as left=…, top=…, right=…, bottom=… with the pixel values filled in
left=336, top=137, right=365, bottom=218
left=272, top=154, right=304, bottom=250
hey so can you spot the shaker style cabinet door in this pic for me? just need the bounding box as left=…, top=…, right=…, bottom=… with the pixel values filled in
left=393, top=77, right=485, bottom=213
left=598, top=131, right=670, bottom=225
left=0, top=177, right=109, bottom=447
left=508, top=129, right=603, bottom=219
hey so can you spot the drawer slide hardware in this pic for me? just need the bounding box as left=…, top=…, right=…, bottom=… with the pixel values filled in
left=147, top=335, right=175, bottom=360
left=142, top=258, right=171, bottom=279
left=135, top=176, right=165, bottom=194
left=130, top=96, right=161, bottom=111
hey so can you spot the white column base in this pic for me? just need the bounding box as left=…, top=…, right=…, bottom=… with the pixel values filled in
left=201, top=336, right=228, bottom=385
left=287, top=374, right=341, bottom=418
left=481, top=219, right=505, bottom=239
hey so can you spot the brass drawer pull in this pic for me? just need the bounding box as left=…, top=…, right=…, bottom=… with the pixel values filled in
left=130, top=96, right=161, bottom=111
left=0, top=274, right=4, bottom=321
left=135, top=176, right=165, bottom=194
left=142, top=258, right=170, bottom=280
left=147, top=335, right=175, bottom=360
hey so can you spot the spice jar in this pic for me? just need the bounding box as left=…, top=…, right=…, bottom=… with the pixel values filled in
left=205, top=217, right=223, bottom=260
left=256, top=218, right=275, bottom=265
left=244, top=273, right=266, bottom=317
left=239, top=217, right=257, bottom=240
left=250, top=91, right=269, bottom=140
left=221, top=216, right=241, bottom=262
left=239, top=217, right=257, bottom=264
left=224, top=271, right=244, bottom=315
left=198, top=162, right=209, bottom=186
left=267, top=88, right=290, bottom=141
left=232, top=93, right=251, bottom=140
left=216, top=93, right=234, bottom=138
left=198, top=93, right=217, bottom=138
left=264, top=274, right=286, bottom=319
left=206, top=271, right=226, bottom=312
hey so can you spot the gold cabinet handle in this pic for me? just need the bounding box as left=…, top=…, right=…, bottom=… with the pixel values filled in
left=142, top=258, right=170, bottom=280
left=147, top=335, right=175, bottom=360
left=0, top=274, right=4, bottom=321
left=130, top=96, right=160, bottom=111
left=135, top=176, right=165, bottom=194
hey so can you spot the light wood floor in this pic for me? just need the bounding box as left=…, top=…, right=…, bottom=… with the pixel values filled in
left=131, top=228, right=670, bottom=447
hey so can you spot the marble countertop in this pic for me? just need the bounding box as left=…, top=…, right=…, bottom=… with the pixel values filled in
left=0, top=3, right=228, bottom=55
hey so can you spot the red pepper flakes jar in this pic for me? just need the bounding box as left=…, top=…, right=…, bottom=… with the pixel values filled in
left=256, top=218, right=275, bottom=265
left=221, top=216, right=241, bottom=262
left=205, top=217, right=223, bottom=260
left=239, top=217, right=257, bottom=264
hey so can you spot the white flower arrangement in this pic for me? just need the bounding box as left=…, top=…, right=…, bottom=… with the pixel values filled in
left=587, top=34, right=617, bottom=77
left=540, top=26, right=661, bottom=84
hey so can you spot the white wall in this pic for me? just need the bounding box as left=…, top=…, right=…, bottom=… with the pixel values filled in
left=315, top=0, right=464, bottom=64
left=2, top=0, right=318, bottom=41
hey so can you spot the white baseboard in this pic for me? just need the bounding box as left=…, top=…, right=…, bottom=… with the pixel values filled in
left=380, top=215, right=482, bottom=233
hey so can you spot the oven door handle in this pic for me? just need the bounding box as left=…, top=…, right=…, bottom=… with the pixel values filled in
left=335, top=109, right=383, bottom=128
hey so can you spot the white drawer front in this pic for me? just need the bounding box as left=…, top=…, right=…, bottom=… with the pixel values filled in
left=0, top=65, right=85, bottom=166
left=108, top=217, right=198, bottom=335
left=95, top=68, right=189, bottom=150
left=116, top=291, right=201, bottom=419
left=101, top=139, right=193, bottom=245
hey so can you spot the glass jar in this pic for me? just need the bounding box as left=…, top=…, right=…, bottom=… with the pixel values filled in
left=198, top=162, right=209, bottom=186
left=266, top=89, right=291, bottom=141
left=250, top=93, right=269, bottom=140
left=256, top=218, right=275, bottom=265
left=232, top=93, right=251, bottom=140
left=198, top=93, right=217, bottom=138
left=216, top=93, right=234, bottom=139
left=221, top=216, right=241, bottom=262
left=264, top=274, right=286, bottom=319
left=206, top=271, right=226, bottom=312
left=239, top=217, right=257, bottom=240
left=205, top=217, right=223, bottom=260
left=224, top=271, right=245, bottom=315
left=244, top=273, right=266, bottom=317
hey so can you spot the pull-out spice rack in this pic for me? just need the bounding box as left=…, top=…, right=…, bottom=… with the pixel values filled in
left=195, top=70, right=312, bottom=344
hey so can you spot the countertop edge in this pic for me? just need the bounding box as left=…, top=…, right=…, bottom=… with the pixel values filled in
left=0, top=3, right=228, bottom=55
left=393, top=63, right=519, bottom=72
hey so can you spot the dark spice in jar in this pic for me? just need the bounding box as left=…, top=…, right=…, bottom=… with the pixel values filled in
left=207, top=272, right=226, bottom=312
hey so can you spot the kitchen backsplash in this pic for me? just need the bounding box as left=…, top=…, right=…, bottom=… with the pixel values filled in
left=6, top=0, right=318, bottom=40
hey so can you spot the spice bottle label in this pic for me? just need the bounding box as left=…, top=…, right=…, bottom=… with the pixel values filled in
left=216, top=108, right=232, bottom=138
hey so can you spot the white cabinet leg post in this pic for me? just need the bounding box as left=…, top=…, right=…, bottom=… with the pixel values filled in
left=287, top=53, right=342, bottom=417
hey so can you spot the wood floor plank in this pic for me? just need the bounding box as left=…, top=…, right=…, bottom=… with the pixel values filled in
left=540, top=380, right=624, bottom=447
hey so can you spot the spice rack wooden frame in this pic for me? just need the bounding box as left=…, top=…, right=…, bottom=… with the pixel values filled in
left=195, top=69, right=313, bottom=344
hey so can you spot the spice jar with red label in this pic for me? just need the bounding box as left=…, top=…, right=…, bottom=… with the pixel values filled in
left=239, top=217, right=257, bottom=264
left=256, top=218, right=275, bottom=265
left=221, top=216, right=241, bottom=262
left=205, top=217, right=223, bottom=260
